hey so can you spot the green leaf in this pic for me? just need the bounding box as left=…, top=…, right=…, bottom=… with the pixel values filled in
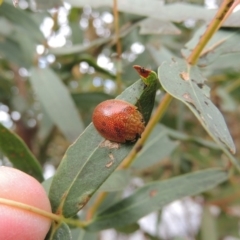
left=71, top=229, right=98, bottom=240
left=98, top=170, right=131, bottom=192
left=86, top=168, right=228, bottom=231
left=200, top=206, right=218, bottom=240
left=72, top=92, right=113, bottom=110
left=182, top=27, right=240, bottom=67
left=38, top=106, right=54, bottom=143
left=29, top=67, right=84, bottom=142
left=132, top=124, right=178, bottom=169
left=31, top=0, right=63, bottom=10
left=0, top=123, right=43, bottom=181
left=48, top=222, right=72, bottom=240
left=147, top=45, right=174, bottom=66
left=206, top=52, right=240, bottom=74
left=0, top=2, right=44, bottom=42
left=42, top=177, right=53, bottom=194
left=50, top=22, right=138, bottom=55
left=14, top=30, right=36, bottom=67
left=158, top=59, right=236, bottom=154
left=133, top=66, right=158, bottom=124
left=0, top=37, right=29, bottom=67
left=48, top=76, right=154, bottom=218
left=139, top=18, right=181, bottom=35
left=66, top=1, right=240, bottom=27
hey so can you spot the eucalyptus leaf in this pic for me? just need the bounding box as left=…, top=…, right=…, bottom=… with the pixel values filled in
left=72, top=92, right=113, bottom=110
left=30, top=0, right=63, bottom=10
left=158, top=59, right=236, bottom=154
left=147, top=45, right=174, bottom=66
left=0, top=2, right=44, bottom=42
left=86, top=168, right=228, bottom=231
left=0, top=123, right=43, bottom=181
left=48, top=77, right=154, bottom=217
left=200, top=206, right=218, bottom=240
left=50, top=21, right=139, bottom=55
left=48, top=222, right=72, bottom=240
left=0, top=37, right=29, bottom=67
left=139, top=18, right=181, bottom=35
left=29, top=67, right=84, bottom=142
left=71, top=228, right=98, bottom=240
left=133, top=124, right=178, bottom=169
left=98, top=170, right=131, bottom=192
left=182, top=27, right=240, bottom=67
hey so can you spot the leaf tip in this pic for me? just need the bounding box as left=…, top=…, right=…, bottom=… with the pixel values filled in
left=133, top=65, right=151, bottom=79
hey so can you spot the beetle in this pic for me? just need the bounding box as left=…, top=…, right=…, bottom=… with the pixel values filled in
left=92, top=99, right=145, bottom=143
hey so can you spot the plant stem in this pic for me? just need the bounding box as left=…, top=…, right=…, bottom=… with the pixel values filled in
left=0, top=197, right=87, bottom=228
left=121, top=93, right=173, bottom=169
left=187, top=0, right=236, bottom=65
left=113, top=0, right=122, bottom=94
left=86, top=192, right=108, bottom=221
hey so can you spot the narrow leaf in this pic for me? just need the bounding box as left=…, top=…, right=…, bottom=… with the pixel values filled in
left=0, top=37, right=29, bottom=68
left=182, top=27, right=240, bottom=67
left=71, top=229, right=98, bottom=240
left=48, top=78, right=151, bottom=217
left=139, top=18, right=181, bottom=35
left=0, top=2, right=44, bottom=42
left=200, top=206, right=218, bottom=240
left=158, top=59, right=236, bottom=154
left=0, top=123, right=43, bottom=181
left=49, top=223, right=72, bottom=240
left=86, top=168, right=228, bottom=231
left=98, top=170, right=131, bottom=192
left=50, top=22, right=138, bottom=55
left=132, top=124, right=178, bottom=169
left=31, top=0, right=62, bottom=10
left=29, top=67, right=84, bottom=142
left=72, top=92, right=112, bottom=110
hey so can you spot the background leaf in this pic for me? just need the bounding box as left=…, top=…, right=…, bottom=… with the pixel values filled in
left=86, top=168, right=228, bottom=231
left=71, top=229, right=98, bottom=240
left=0, top=123, right=43, bottom=181
left=182, top=27, right=240, bottom=67
left=0, top=2, right=44, bottom=42
left=200, top=206, right=218, bottom=240
left=49, top=223, right=72, bottom=240
left=29, top=67, right=84, bottom=142
left=132, top=124, right=179, bottom=170
left=98, top=170, right=131, bottom=192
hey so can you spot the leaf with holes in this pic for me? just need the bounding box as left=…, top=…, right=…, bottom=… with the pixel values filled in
left=158, top=59, right=235, bottom=154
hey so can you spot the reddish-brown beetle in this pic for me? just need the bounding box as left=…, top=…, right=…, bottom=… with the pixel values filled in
left=92, top=99, right=145, bottom=143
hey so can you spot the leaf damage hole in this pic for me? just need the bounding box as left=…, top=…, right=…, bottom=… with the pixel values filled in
left=100, top=140, right=120, bottom=149
left=180, top=72, right=189, bottom=81
left=149, top=189, right=157, bottom=197
left=182, top=93, right=194, bottom=104
left=77, top=195, right=91, bottom=210
left=197, top=83, right=204, bottom=89
left=105, top=159, right=114, bottom=168
left=104, top=152, right=115, bottom=168
left=207, top=113, right=213, bottom=119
